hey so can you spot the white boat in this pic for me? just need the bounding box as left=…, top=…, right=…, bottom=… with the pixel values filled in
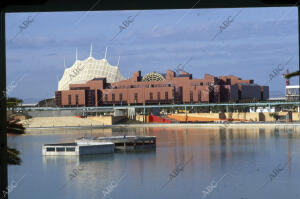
left=42, top=139, right=114, bottom=156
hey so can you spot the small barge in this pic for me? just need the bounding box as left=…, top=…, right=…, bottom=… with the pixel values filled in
left=42, top=136, right=156, bottom=155
left=42, top=140, right=114, bottom=156
left=96, top=136, right=156, bottom=151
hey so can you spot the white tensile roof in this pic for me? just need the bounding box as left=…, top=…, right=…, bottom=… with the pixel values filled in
left=58, top=47, right=126, bottom=91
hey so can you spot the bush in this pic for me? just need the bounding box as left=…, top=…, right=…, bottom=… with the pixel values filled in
left=269, top=113, right=279, bottom=121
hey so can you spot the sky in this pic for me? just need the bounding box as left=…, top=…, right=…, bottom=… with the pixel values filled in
left=5, top=7, right=300, bottom=103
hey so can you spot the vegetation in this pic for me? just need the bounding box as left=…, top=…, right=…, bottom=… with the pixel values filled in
left=269, top=112, right=279, bottom=121
left=7, top=147, right=21, bottom=165
left=5, top=98, right=23, bottom=164
left=6, top=97, right=23, bottom=108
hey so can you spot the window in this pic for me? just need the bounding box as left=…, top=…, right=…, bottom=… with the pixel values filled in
left=68, top=95, right=71, bottom=105
left=112, top=93, right=115, bottom=101
left=134, top=93, right=138, bottom=102
left=150, top=92, right=153, bottom=100
left=104, top=94, right=108, bottom=101
left=119, top=93, right=123, bottom=101
left=190, top=91, right=193, bottom=102
left=157, top=92, right=160, bottom=100
left=198, top=91, right=201, bottom=102
left=66, top=147, right=75, bottom=152
left=75, top=95, right=79, bottom=105
left=46, top=147, right=55, bottom=152
left=165, top=92, right=168, bottom=100
left=56, top=147, right=65, bottom=152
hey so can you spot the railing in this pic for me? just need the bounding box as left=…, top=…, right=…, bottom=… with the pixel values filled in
left=9, top=101, right=300, bottom=111
left=45, top=146, right=76, bottom=152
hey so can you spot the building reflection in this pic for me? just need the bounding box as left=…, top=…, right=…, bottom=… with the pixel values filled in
left=138, top=126, right=300, bottom=180
left=41, top=125, right=300, bottom=191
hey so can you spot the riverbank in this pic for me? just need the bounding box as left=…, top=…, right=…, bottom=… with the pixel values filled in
left=23, top=122, right=300, bottom=134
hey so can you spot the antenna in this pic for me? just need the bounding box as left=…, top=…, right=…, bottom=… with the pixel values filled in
left=76, top=48, right=78, bottom=60
left=89, top=43, right=93, bottom=57
left=64, top=58, right=66, bottom=69
left=104, top=47, right=108, bottom=59
left=117, top=56, right=120, bottom=67
left=286, top=69, right=290, bottom=86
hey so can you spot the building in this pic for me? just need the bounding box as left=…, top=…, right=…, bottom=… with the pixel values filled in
left=55, top=70, right=269, bottom=107
left=57, top=46, right=125, bottom=91
left=286, top=85, right=300, bottom=101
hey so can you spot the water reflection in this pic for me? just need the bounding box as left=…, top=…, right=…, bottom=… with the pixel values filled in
left=7, top=126, right=300, bottom=199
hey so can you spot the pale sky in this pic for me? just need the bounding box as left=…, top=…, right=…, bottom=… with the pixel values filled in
left=5, top=7, right=299, bottom=103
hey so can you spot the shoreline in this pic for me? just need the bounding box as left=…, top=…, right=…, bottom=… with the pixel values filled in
left=23, top=122, right=300, bottom=133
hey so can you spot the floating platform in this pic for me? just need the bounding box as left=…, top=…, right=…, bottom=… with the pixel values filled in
left=95, top=136, right=156, bottom=151
left=42, top=141, right=114, bottom=156
left=42, top=136, right=156, bottom=155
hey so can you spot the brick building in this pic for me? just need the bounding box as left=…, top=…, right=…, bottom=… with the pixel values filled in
left=55, top=70, right=269, bottom=107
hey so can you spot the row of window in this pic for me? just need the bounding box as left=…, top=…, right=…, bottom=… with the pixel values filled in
left=190, top=91, right=202, bottom=101
left=67, top=91, right=203, bottom=104
left=68, top=95, right=79, bottom=105
left=103, top=92, right=171, bottom=102
left=190, top=82, right=214, bottom=86
left=107, top=84, right=175, bottom=89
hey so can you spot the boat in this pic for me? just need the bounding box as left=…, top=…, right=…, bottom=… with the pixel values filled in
left=42, top=135, right=156, bottom=155
left=42, top=138, right=114, bottom=156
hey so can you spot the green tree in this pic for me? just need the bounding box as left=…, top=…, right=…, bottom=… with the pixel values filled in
left=7, top=147, right=21, bottom=165
left=6, top=97, right=23, bottom=108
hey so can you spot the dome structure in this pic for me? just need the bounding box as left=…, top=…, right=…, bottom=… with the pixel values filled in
left=142, top=72, right=166, bottom=82
left=58, top=46, right=126, bottom=91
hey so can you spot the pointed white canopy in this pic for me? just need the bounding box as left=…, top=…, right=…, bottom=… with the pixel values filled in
left=58, top=47, right=126, bottom=91
left=104, top=47, right=108, bottom=59
left=117, top=56, right=120, bottom=67
left=89, top=43, right=93, bottom=57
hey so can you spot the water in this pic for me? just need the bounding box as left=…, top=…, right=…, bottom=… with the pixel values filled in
left=7, top=126, right=300, bottom=199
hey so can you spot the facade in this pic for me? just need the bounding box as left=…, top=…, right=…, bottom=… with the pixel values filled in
left=286, top=85, right=300, bottom=101
left=58, top=46, right=125, bottom=91
left=55, top=70, right=269, bottom=107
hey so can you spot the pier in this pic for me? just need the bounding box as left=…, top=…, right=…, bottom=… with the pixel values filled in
left=97, top=136, right=156, bottom=151
left=42, top=136, right=156, bottom=155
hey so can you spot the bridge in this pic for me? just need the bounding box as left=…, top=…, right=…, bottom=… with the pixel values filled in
left=11, top=101, right=300, bottom=112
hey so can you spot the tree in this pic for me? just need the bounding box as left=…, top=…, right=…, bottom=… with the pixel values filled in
left=6, top=97, right=23, bottom=108
left=284, top=70, right=300, bottom=79
left=269, top=113, right=279, bottom=121
left=7, top=147, right=21, bottom=165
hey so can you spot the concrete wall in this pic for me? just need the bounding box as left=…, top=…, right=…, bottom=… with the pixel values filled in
left=88, top=115, right=126, bottom=125
left=89, top=116, right=113, bottom=125
left=225, top=112, right=260, bottom=121
left=167, top=112, right=298, bottom=122
left=27, top=110, right=83, bottom=117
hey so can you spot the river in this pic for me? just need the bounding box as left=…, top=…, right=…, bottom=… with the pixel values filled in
left=7, top=126, right=300, bottom=199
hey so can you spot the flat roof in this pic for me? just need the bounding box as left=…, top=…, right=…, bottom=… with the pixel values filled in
left=286, top=85, right=300, bottom=89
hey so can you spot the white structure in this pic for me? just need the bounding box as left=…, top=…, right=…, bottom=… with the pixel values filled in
left=249, top=107, right=275, bottom=113
left=42, top=140, right=115, bottom=156
left=286, top=85, right=300, bottom=101
left=58, top=45, right=126, bottom=91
